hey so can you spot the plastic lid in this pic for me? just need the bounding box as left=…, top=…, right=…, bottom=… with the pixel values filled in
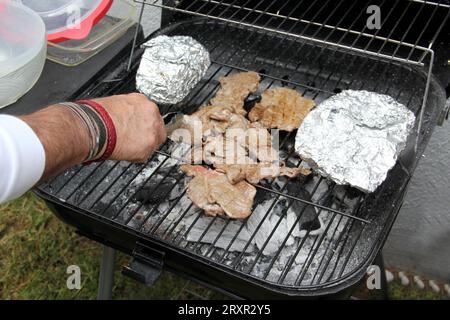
left=20, top=0, right=113, bottom=43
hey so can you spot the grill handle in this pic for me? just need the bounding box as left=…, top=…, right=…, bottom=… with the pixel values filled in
left=122, top=242, right=165, bottom=286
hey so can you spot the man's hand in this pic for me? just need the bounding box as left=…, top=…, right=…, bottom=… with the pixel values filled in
left=93, top=93, right=167, bottom=163
left=21, top=93, right=167, bottom=182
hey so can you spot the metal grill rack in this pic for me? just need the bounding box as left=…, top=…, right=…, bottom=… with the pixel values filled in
left=131, top=0, right=450, bottom=150
left=37, top=14, right=446, bottom=297
left=136, top=0, right=449, bottom=65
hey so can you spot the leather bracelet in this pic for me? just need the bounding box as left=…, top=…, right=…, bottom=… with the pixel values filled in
left=77, top=99, right=117, bottom=164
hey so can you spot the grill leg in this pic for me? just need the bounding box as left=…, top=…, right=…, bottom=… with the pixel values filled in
left=97, top=246, right=116, bottom=300
left=374, top=251, right=389, bottom=300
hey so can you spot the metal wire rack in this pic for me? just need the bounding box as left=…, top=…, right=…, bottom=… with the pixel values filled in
left=134, top=0, right=449, bottom=65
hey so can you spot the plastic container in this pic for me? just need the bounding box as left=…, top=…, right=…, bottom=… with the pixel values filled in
left=0, top=0, right=47, bottom=108
left=20, top=0, right=113, bottom=43
left=46, top=0, right=136, bottom=66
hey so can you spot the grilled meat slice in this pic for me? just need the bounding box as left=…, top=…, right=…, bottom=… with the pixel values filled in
left=166, top=114, right=203, bottom=146
left=201, top=125, right=280, bottom=166
left=245, top=125, right=279, bottom=163
left=194, top=105, right=250, bottom=137
left=168, top=71, right=260, bottom=144
left=214, top=163, right=312, bottom=184
left=249, top=87, right=315, bottom=131
left=202, top=135, right=252, bottom=166
left=182, top=169, right=225, bottom=216
left=181, top=165, right=256, bottom=219
left=168, top=104, right=251, bottom=144
left=209, top=71, right=261, bottom=116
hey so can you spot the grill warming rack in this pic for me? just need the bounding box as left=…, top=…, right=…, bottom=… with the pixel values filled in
left=37, top=16, right=446, bottom=296
left=130, top=0, right=450, bottom=151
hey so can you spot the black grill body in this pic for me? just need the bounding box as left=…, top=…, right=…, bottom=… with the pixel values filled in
left=36, top=3, right=447, bottom=299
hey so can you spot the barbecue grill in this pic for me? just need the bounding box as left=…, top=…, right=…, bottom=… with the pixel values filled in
left=35, top=0, right=449, bottom=299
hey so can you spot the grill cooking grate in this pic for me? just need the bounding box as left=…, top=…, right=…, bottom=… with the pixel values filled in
left=38, top=19, right=439, bottom=291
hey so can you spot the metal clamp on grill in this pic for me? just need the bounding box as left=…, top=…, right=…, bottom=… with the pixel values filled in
left=122, top=242, right=165, bottom=286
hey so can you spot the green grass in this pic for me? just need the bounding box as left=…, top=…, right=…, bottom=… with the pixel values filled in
left=386, top=281, right=446, bottom=300
left=353, top=278, right=447, bottom=300
left=0, top=193, right=225, bottom=300
left=0, top=193, right=447, bottom=300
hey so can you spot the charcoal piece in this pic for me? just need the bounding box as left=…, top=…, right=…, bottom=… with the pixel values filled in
left=132, top=164, right=186, bottom=205
left=299, top=215, right=322, bottom=231
left=332, top=185, right=363, bottom=211
left=243, top=93, right=262, bottom=113
left=253, top=188, right=273, bottom=207
left=92, top=201, right=117, bottom=219
left=133, top=178, right=177, bottom=205
left=286, top=180, right=321, bottom=232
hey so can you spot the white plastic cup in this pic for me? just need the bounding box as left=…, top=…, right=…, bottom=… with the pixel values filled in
left=0, top=0, right=47, bottom=108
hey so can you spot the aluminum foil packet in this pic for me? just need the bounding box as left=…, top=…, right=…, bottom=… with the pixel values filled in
left=295, top=90, right=415, bottom=193
left=136, top=35, right=211, bottom=105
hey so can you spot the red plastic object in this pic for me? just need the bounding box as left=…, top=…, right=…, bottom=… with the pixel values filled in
left=48, top=0, right=113, bottom=44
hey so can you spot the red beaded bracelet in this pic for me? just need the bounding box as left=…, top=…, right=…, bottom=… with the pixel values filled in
left=77, top=99, right=117, bottom=163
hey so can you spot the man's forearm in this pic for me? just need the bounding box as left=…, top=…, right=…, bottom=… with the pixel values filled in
left=19, top=105, right=90, bottom=181
left=0, top=94, right=165, bottom=204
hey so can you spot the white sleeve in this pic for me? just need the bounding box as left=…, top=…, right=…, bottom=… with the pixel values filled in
left=0, top=115, right=46, bottom=204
